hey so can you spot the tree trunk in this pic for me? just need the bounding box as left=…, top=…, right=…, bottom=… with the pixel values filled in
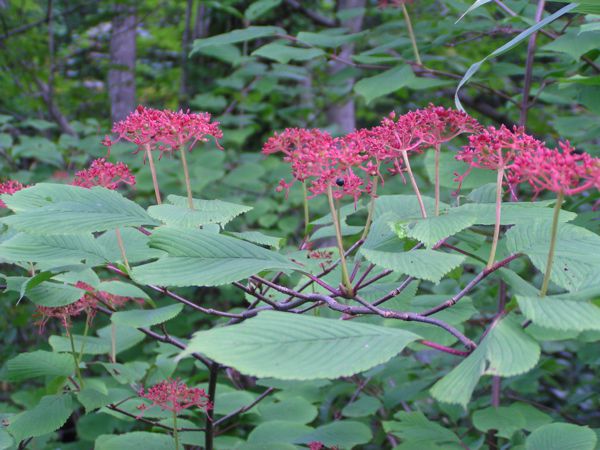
left=326, top=0, right=366, bottom=134
left=108, top=3, right=136, bottom=123
left=179, top=0, right=194, bottom=109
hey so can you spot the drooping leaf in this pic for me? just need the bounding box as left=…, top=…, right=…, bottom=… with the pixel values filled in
left=525, top=423, right=597, bottom=450
left=179, top=311, right=420, bottom=380
left=131, top=227, right=298, bottom=287
left=111, top=304, right=184, bottom=328
left=6, top=351, right=75, bottom=381
left=431, top=316, right=540, bottom=407
left=7, top=394, right=74, bottom=442
left=2, top=185, right=157, bottom=234
left=361, top=247, right=465, bottom=284
left=506, top=222, right=600, bottom=292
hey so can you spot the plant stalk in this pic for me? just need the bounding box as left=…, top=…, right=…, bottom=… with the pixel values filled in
left=540, top=191, right=563, bottom=297
left=401, top=151, right=427, bottom=218
left=179, top=146, right=194, bottom=209
left=302, top=181, right=310, bottom=237
left=487, top=168, right=504, bottom=269
left=327, top=186, right=354, bottom=295
left=145, top=145, right=162, bottom=205
left=401, top=2, right=422, bottom=65
left=115, top=228, right=130, bottom=272
left=361, top=177, right=378, bottom=240
left=434, top=145, right=441, bottom=216
left=173, top=411, right=180, bottom=450
left=68, top=330, right=84, bottom=388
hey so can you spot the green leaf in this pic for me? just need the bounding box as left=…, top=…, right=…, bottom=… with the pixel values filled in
left=361, top=248, right=465, bottom=284
left=506, top=223, right=600, bottom=292
left=148, top=194, right=253, bottom=228
left=49, top=335, right=110, bottom=355
left=425, top=150, right=496, bottom=190
left=0, top=232, right=106, bottom=264
left=257, top=397, right=318, bottom=424
left=431, top=316, right=540, bottom=407
left=473, top=405, right=527, bottom=438
left=252, top=42, right=325, bottom=64
left=226, top=231, right=283, bottom=249
left=180, top=311, right=420, bottom=380
left=517, top=295, right=600, bottom=332
left=455, top=201, right=576, bottom=226
left=247, top=421, right=313, bottom=445
left=354, top=65, right=413, bottom=104
left=2, top=185, right=157, bottom=234
left=525, top=423, right=597, bottom=450
left=25, top=281, right=86, bottom=307
left=245, top=0, right=282, bottom=21
left=296, top=421, right=372, bottom=448
left=542, top=30, right=600, bottom=61
left=341, top=395, right=382, bottom=418
left=96, top=432, right=175, bottom=450
left=7, top=394, right=74, bottom=442
left=455, top=3, right=578, bottom=110
left=111, top=304, right=184, bottom=328
left=0, top=431, right=14, bottom=450
left=383, top=411, right=461, bottom=446
left=97, top=228, right=165, bottom=264
left=400, top=213, right=478, bottom=248
left=297, top=30, right=366, bottom=48
left=131, top=227, right=298, bottom=287
left=97, top=280, right=149, bottom=300
left=456, top=0, right=492, bottom=22
left=191, top=26, right=285, bottom=53
left=6, top=351, right=75, bottom=381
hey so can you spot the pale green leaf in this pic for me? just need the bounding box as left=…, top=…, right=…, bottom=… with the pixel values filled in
left=247, top=421, right=313, bottom=445
left=399, top=213, right=478, bottom=248
left=517, top=295, right=600, bottom=332
left=384, top=411, right=461, bottom=445
left=25, top=281, right=86, bottom=307
left=111, top=304, right=184, bottom=328
left=526, top=423, right=597, bottom=450
left=245, top=0, right=282, bottom=21
left=7, top=394, right=74, bottom=442
left=252, top=43, right=325, bottom=64
left=296, top=421, right=372, bottom=447
left=95, top=432, right=175, bottom=450
left=354, top=65, right=413, bottom=104
left=226, top=231, right=284, bottom=249
left=297, top=30, right=366, bottom=48
left=6, top=351, right=75, bottom=381
left=473, top=405, right=527, bottom=438
left=191, top=26, right=285, bottom=52
left=361, top=248, right=465, bottom=284
left=455, top=201, right=576, bottom=226
left=97, top=280, right=149, bottom=300
left=456, top=0, right=492, bottom=22
left=132, top=227, right=298, bottom=287
left=341, top=396, right=382, bottom=418
left=180, top=311, right=420, bottom=380
left=97, top=228, right=165, bottom=264
left=49, top=335, right=110, bottom=355
left=257, top=397, right=318, bottom=424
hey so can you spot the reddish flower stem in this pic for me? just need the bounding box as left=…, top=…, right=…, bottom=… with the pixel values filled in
left=487, top=167, right=505, bottom=269
left=401, top=150, right=427, bottom=218
left=420, top=340, right=469, bottom=356
left=179, top=146, right=194, bottom=209
left=145, top=145, right=162, bottom=205
left=327, top=185, right=354, bottom=295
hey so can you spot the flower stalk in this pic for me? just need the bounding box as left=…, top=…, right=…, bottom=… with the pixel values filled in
left=361, top=177, right=378, bottom=240
left=487, top=167, right=505, bottom=269
left=179, top=145, right=194, bottom=209
left=145, top=144, right=162, bottom=205
left=302, top=181, right=310, bottom=238
left=434, top=144, right=441, bottom=216
left=401, top=2, right=422, bottom=65
left=540, top=191, right=563, bottom=297
left=401, top=150, right=427, bottom=218
left=327, top=186, right=353, bottom=296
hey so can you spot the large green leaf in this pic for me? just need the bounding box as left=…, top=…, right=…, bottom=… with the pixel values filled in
left=454, top=201, right=576, bottom=226
left=6, top=351, right=75, bottom=381
left=97, top=228, right=165, bottom=264
left=361, top=247, right=465, bottom=284
left=296, top=421, right=372, bottom=448
left=147, top=194, right=253, bottom=228
left=517, top=295, right=600, bottom=332
left=354, top=66, right=414, bottom=105
left=25, top=280, right=86, bottom=307
left=95, top=432, right=175, bottom=450
left=180, top=311, right=420, bottom=380
left=131, top=227, right=298, bottom=287
left=455, top=3, right=578, bottom=109
left=7, top=394, right=74, bottom=442
left=2, top=184, right=157, bottom=234
left=431, top=316, right=540, bottom=407
left=473, top=403, right=552, bottom=438
left=252, top=42, right=325, bottom=64
left=525, top=423, right=597, bottom=450
left=191, top=26, right=285, bottom=52
left=111, top=304, right=183, bottom=328
left=383, top=411, right=462, bottom=447
left=506, top=222, right=600, bottom=292
left=397, top=213, right=478, bottom=248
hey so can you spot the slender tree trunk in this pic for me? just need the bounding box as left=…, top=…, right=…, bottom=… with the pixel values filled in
left=108, top=3, right=136, bottom=123
left=179, top=0, right=193, bottom=109
left=326, top=0, right=366, bottom=134
left=193, top=1, right=209, bottom=40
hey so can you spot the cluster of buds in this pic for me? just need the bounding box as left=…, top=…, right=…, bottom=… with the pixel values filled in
left=108, top=105, right=223, bottom=157
left=0, top=180, right=26, bottom=208
left=137, top=378, right=212, bottom=415
left=72, top=158, right=136, bottom=190
left=34, top=282, right=143, bottom=333
left=264, top=105, right=480, bottom=201
left=456, top=126, right=600, bottom=198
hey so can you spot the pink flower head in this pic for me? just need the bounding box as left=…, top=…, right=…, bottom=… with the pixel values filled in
left=137, top=378, right=212, bottom=415
left=111, top=106, right=222, bottom=157
left=455, top=125, right=545, bottom=171
left=35, top=282, right=98, bottom=333
left=263, top=128, right=372, bottom=202
left=511, top=141, right=600, bottom=197
left=362, top=111, right=427, bottom=160
left=414, top=104, right=482, bottom=147
left=72, top=158, right=136, bottom=190
left=0, top=180, right=26, bottom=208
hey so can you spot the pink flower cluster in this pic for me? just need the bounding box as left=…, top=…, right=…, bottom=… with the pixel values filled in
left=264, top=105, right=480, bottom=201
left=108, top=105, right=223, bottom=157
left=35, top=282, right=143, bottom=332
left=456, top=125, right=600, bottom=197
left=137, top=378, right=212, bottom=415
left=72, top=158, right=136, bottom=190
left=0, top=180, right=26, bottom=208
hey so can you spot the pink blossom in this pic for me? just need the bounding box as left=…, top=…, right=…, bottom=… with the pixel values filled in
left=72, top=158, right=136, bottom=190
left=511, top=141, right=600, bottom=197
left=413, top=104, right=482, bottom=147
left=111, top=105, right=222, bottom=157
left=137, top=378, right=212, bottom=415
left=0, top=180, right=26, bottom=208
left=35, top=282, right=98, bottom=332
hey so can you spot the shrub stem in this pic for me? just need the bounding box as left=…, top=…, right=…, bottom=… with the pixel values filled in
left=487, top=167, right=504, bottom=269
left=327, top=186, right=353, bottom=296
left=540, top=191, right=563, bottom=297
